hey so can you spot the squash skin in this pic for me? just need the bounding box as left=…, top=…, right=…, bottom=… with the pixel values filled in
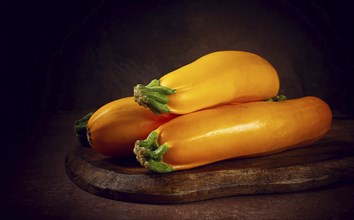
left=134, top=51, right=280, bottom=114
left=134, top=96, right=332, bottom=172
left=87, top=97, right=176, bottom=157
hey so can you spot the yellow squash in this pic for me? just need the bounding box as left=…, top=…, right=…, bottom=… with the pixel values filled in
left=134, top=51, right=279, bottom=114
left=85, top=97, right=176, bottom=157
left=134, top=96, right=332, bottom=173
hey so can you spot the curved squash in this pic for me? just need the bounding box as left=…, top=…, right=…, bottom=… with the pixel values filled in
left=134, top=96, right=332, bottom=173
left=134, top=51, right=279, bottom=114
left=86, top=97, right=176, bottom=157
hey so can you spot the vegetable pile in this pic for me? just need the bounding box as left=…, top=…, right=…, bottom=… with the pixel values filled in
left=75, top=51, right=332, bottom=173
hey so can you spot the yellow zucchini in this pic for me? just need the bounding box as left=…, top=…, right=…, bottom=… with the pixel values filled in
left=85, top=97, right=176, bottom=157
left=134, top=51, right=279, bottom=114
left=134, top=96, right=332, bottom=173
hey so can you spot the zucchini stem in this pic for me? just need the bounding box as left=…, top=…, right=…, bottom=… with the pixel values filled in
left=133, top=131, right=175, bottom=173
left=134, top=79, right=176, bottom=114
left=74, top=112, right=93, bottom=146
left=266, top=95, right=287, bottom=102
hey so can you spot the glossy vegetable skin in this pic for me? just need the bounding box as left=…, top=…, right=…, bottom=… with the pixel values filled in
left=134, top=96, right=332, bottom=173
left=134, top=51, right=280, bottom=114
left=86, top=97, right=176, bottom=157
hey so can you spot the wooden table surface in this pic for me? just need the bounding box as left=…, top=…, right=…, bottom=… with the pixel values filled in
left=3, top=112, right=354, bottom=219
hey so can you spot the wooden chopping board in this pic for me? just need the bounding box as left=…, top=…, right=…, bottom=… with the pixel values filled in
left=65, top=120, right=354, bottom=204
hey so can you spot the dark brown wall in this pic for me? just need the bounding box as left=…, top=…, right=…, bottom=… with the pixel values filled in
left=6, top=0, right=354, bottom=154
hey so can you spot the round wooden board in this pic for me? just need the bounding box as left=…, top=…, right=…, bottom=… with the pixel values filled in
left=65, top=120, right=354, bottom=204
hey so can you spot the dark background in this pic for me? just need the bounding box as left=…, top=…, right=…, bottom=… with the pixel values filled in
left=3, top=0, right=354, bottom=217
left=5, top=0, right=354, bottom=155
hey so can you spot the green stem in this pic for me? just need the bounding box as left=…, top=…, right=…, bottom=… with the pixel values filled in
left=133, top=131, right=175, bottom=173
left=266, top=94, right=287, bottom=102
left=134, top=79, right=176, bottom=114
left=74, top=112, right=93, bottom=147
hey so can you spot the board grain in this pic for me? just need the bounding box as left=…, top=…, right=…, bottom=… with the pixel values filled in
left=65, top=120, right=354, bottom=203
